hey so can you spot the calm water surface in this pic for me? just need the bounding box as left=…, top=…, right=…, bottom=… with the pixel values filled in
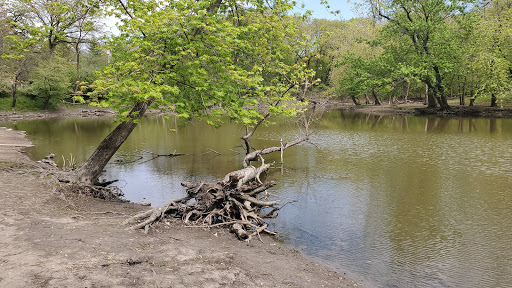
left=2, top=111, right=512, bottom=288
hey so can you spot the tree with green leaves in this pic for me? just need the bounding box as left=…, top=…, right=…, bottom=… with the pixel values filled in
left=466, top=0, right=512, bottom=106
left=71, top=0, right=313, bottom=185
left=0, top=34, right=38, bottom=107
left=362, top=0, right=475, bottom=109
left=0, top=3, right=39, bottom=108
left=28, top=56, right=73, bottom=109
left=11, top=0, right=103, bottom=55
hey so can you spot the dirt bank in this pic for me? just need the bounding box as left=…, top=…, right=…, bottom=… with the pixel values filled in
left=330, top=102, right=512, bottom=118
left=0, top=127, right=362, bottom=288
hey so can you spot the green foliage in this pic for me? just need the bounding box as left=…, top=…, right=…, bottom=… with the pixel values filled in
left=0, top=0, right=106, bottom=110
left=327, top=18, right=383, bottom=97
left=87, top=0, right=312, bottom=126
left=26, top=56, right=73, bottom=109
left=464, top=1, right=512, bottom=101
left=332, top=0, right=492, bottom=106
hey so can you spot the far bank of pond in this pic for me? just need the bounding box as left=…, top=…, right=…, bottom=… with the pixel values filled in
left=2, top=109, right=512, bottom=288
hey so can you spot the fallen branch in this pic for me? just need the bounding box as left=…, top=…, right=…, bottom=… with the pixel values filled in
left=243, top=135, right=309, bottom=167
left=124, top=160, right=288, bottom=241
left=139, top=151, right=185, bottom=164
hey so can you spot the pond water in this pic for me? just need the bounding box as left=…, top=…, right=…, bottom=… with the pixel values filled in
left=2, top=111, right=512, bottom=288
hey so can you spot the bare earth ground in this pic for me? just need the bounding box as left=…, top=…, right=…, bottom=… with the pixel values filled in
left=0, top=127, right=360, bottom=288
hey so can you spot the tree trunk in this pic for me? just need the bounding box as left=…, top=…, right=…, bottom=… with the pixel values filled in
left=372, top=90, right=381, bottom=105
left=11, top=78, right=17, bottom=108
left=426, top=83, right=437, bottom=108
left=75, top=43, right=81, bottom=93
left=75, top=100, right=153, bottom=184
left=405, top=81, right=410, bottom=102
left=491, top=94, right=497, bottom=107
left=424, top=83, right=428, bottom=105
left=433, top=65, right=449, bottom=110
left=460, top=82, right=466, bottom=106
left=437, top=96, right=449, bottom=109
left=469, top=90, right=475, bottom=106
left=351, top=95, right=361, bottom=105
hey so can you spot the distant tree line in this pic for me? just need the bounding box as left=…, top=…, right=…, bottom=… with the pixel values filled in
left=305, top=0, right=512, bottom=108
left=1, top=0, right=510, bottom=110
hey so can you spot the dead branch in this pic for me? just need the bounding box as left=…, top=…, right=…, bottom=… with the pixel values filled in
left=207, top=148, right=222, bottom=155
left=243, top=135, right=309, bottom=167
left=124, top=157, right=288, bottom=241
left=223, top=154, right=271, bottom=189
left=139, top=151, right=185, bottom=164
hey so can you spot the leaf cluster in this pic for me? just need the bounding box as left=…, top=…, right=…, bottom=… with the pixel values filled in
left=89, top=0, right=312, bottom=125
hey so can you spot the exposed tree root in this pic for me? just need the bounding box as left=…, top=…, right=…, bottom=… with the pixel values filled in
left=57, top=182, right=125, bottom=201
left=124, top=159, right=286, bottom=241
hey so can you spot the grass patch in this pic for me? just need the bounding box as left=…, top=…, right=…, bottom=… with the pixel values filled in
left=447, top=97, right=512, bottom=108
left=0, top=95, right=48, bottom=111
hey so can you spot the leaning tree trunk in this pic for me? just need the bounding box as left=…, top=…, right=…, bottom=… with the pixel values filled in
left=75, top=100, right=153, bottom=184
left=372, top=90, right=381, bottom=105
left=365, top=93, right=371, bottom=104
left=351, top=95, right=361, bottom=105
left=469, top=89, right=475, bottom=106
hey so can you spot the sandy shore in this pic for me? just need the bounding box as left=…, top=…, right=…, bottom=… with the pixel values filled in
left=0, top=127, right=362, bottom=288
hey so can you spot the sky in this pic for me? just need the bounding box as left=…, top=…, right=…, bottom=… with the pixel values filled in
left=102, top=1, right=361, bottom=35
left=295, top=0, right=359, bottom=20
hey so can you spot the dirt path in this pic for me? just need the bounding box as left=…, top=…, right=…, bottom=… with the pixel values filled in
left=0, top=127, right=361, bottom=288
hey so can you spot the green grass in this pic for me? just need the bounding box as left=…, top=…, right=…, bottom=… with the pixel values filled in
left=447, top=97, right=512, bottom=108
left=0, top=93, right=72, bottom=112
left=0, top=95, right=47, bottom=111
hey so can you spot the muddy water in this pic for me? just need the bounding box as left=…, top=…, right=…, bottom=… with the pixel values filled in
left=3, top=111, right=512, bottom=287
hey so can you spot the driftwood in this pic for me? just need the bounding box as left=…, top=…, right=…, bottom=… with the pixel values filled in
left=243, top=135, right=309, bottom=167
left=223, top=154, right=270, bottom=188
left=123, top=156, right=287, bottom=241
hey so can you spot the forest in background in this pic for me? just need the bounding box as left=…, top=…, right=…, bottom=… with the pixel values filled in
left=0, top=0, right=511, bottom=111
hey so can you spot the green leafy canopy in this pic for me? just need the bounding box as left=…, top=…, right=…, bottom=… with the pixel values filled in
left=86, top=0, right=314, bottom=125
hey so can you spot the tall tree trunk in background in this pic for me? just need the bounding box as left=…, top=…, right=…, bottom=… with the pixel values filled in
left=404, top=81, right=410, bottom=102
left=460, top=80, right=466, bottom=106
left=490, top=94, right=497, bottom=107
left=74, top=42, right=81, bottom=93
left=11, top=75, right=18, bottom=108
left=469, top=90, right=475, bottom=106
left=75, top=100, right=153, bottom=184
left=433, top=65, right=450, bottom=110
left=372, top=90, right=381, bottom=105
left=426, top=82, right=437, bottom=108
left=365, top=93, right=371, bottom=104
left=425, top=83, right=428, bottom=105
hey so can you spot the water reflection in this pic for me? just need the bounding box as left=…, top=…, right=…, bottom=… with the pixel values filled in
left=2, top=111, right=512, bottom=288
